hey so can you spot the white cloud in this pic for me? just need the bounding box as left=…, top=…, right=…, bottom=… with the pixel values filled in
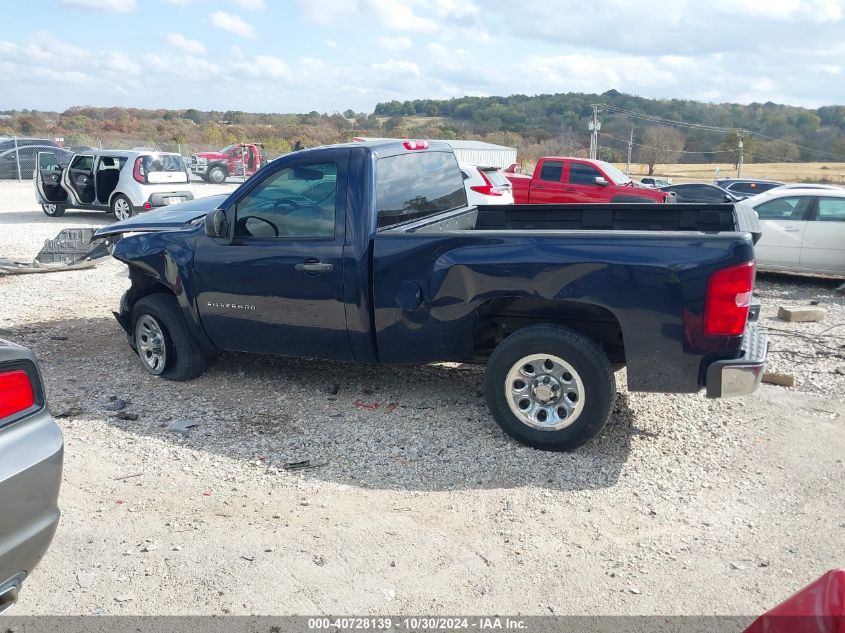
left=60, top=0, right=136, bottom=11
left=712, top=0, right=843, bottom=21
left=372, top=59, right=421, bottom=76
left=298, top=0, right=437, bottom=32
left=379, top=36, right=412, bottom=51
left=325, top=39, right=338, bottom=49
left=164, top=32, right=206, bottom=55
left=209, top=11, right=256, bottom=38
left=233, top=55, right=291, bottom=79
left=233, top=0, right=266, bottom=9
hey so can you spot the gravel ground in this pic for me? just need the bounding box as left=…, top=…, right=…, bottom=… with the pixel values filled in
left=0, top=180, right=843, bottom=616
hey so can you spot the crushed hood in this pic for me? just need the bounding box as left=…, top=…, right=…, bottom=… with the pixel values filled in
left=93, top=194, right=229, bottom=238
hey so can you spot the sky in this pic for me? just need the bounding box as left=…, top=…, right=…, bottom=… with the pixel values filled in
left=1, top=0, right=844, bottom=114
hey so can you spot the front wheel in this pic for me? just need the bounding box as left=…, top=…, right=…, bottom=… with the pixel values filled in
left=41, top=203, right=65, bottom=217
left=207, top=165, right=227, bottom=184
left=131, top=294, right=208, bottom=381
left=111, top=194, right=134, bottom=221
left=484, top=324, right=615, bottom=451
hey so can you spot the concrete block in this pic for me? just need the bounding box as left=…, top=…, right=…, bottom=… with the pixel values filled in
left=777, top=306, right=825, bottom=323
left=762, top=372, right=795, bottom=387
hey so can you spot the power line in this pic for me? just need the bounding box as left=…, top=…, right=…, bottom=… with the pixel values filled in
left=596, top=103, right=845, bottom=162
left=598, top=131, right=735, bottom=154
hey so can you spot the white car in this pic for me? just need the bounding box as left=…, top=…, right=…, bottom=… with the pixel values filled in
left=34, top=149, right=194, bottom=220
left=745, top=188, right=845, bottom=275
left=639, top=176, right=671, bottom=188
left=460, top=164, right=514, bottom=206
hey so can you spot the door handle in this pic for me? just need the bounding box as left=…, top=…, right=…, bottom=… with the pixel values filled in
left=564, top=187, right=577, bottom=192
left=533, top=184, right=545, bottom=190
left=782, top=227, right=800, bottom=232
left=295, top=260, right=334, bottom=273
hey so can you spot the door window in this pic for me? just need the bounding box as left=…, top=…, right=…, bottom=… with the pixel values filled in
left=816, top=197, right=845, bottom=222
left=567, top=163, right=602, bottom=185
left=69, top=155, right=94, bottom=172
left=235, top=162, right=337, bottom=239
left=39, top=152, right=61, bottom=170
left=755, top=196, right=812, bottom=220
left=538, top=161, right=564, bottom=182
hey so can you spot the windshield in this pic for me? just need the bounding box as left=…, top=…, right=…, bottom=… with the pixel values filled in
left=596, top=161, right=631, bottom=185
left=221, top=144, right=239, bottom=154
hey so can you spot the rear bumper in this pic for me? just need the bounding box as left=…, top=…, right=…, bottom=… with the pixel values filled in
left=705, top=323, right=768, bottom=398
left=0, top=409, right=64, bottom=613
left=144, top=191, right=195, bottom=209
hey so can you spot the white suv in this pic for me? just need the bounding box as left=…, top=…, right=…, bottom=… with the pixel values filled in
left=34, top=149, right=194, bottom=220
left=460, top=164, right=514, bottom=206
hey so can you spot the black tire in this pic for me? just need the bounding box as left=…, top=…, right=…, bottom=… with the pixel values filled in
left=207, top=165, right=227, bottom=184
left=111, top=194, right=135, bottom=221
left=41, top=203, right=65, bottom=217
left=131, top=293, right=208, bottom=381
left=484, top=324, right=615, bottom=451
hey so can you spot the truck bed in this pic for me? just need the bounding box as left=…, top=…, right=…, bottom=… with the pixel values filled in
left=394, top=203, right=759, bottom=238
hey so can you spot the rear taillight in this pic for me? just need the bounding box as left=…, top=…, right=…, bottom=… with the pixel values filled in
left=403, top=140, right=429, bottom=150
left=0, top=369, right=35, bottom=420
left=704, top=261, right=755, bottom=336
left=133, top=156, right=145, bottom=184
left=470, top=170, right=504, bottom=196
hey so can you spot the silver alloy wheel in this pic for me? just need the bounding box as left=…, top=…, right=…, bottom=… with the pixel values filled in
left=135, top=314, right=168, bottom=375
left=42, top=203, right=57, bottom=215
left=209, top=167, right=226, bottom=184
left=113, top=197, right=131, bottom=221
left=504, top=353, right=585, bottom=430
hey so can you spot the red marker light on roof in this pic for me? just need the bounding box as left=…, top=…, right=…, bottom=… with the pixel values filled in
left=403, top=140, right=429, bottom=150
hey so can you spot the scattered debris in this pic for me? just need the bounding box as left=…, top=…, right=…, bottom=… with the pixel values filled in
left=836, top=367, right=845, bottom=376
left=167, top=419, right=198, bottom=436
left=778, top=306, right=826, bottom=323
left=49, top=335, right=68, bottom=341
left=53, top=406, right=83, bottom=418
left=628, top=587, right=642, bottom=595
left=383, top=588, right=396, bottom=602
left=328, top=383, right=340, bottom=395
left=241, top=555, right=255, bottom=562
left=103, top=399, right=127, bottom=412
left=0, top=228, right=110, bottom=275
left=354, top=399, right=380, bottom=410
left=730, top=561, right=746, bottom=570
left=77, top=571, right=96, bottom=589
left=117, top=411, right=139, bottom=421
left=283, top=459, right=327, bottom=471
left=385, top=402, right=399, bottom=414
left=762, top=372, right=796, bottom=387
left=313, top=554, right=326, bottom=566
left=112, top=473, right=144, bottom=481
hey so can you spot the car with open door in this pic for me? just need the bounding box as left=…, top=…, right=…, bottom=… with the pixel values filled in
left=34, top=149, right=195, bottom=220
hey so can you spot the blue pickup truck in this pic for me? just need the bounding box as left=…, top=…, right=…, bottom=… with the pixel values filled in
left=95, top=140, right=767, bottom=451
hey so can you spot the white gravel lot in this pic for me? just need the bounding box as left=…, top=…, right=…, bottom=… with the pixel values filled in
left=0, top=180, right=843, bottom=616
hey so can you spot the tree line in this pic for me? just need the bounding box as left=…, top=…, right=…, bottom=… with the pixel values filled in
left=2, top=90, right=844, bottom=168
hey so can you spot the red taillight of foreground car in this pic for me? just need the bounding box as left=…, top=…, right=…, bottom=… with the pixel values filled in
left=133, top=156, right=146, bottom=184
left=470, top=170, right=504, bottom=197
left=0, top=369, right=35, bottom=420
left=704, top=261, right=755, bottom=336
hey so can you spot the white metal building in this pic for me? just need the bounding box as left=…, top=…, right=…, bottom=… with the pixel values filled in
left=352, top=137, right=517, bottom=169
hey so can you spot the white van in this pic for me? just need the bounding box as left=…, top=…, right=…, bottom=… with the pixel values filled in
left=34, top=149, right=194, bottom=220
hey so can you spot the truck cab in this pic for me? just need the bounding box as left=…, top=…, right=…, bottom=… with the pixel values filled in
left=508, top=157, right=672, bottom=204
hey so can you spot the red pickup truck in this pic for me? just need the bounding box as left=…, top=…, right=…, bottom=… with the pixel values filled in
left=190, top=143, right=267, bottom=184
left=507, top=157, right=673, bottom=204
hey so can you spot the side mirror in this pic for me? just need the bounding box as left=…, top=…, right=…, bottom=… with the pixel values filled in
left=595, top=176, right=609, bottom=186
left=205, top=209, right=228, bottom=238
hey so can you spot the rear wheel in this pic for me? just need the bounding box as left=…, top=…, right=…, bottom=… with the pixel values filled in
left=131, top=294, right=208, bottom=381
left=111, top=194, right=134, bottom=221
left=41, top=203, right=65, bottom=217
left=484, top=324, right=615, bottom=451
left=207, top=165, right=227, bottom=184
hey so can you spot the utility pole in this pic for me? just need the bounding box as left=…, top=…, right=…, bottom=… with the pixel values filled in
left=626, top=127, right=634, bottom=175
left=588, top=105, right=601, bottom=160
left=737, top=130, right=744, bottom=178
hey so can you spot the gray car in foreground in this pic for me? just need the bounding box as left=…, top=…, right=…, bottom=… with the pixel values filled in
left=0, top=340, right=63, bottom=613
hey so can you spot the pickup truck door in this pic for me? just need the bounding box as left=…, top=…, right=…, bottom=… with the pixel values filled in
left=193, top=150, right=352, bottom=359
left=799, top=196, right=845, bottom=274
left=753, top=195, right=814, bottom=270
left=564, top=161, right=610, bottom=203
left=528, top=160, right=569, bottom=204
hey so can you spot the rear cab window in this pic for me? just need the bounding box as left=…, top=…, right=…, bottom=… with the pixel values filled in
left=376, top=151, right=467, bottom=229
left=539, top=160, right=564, bottom=182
